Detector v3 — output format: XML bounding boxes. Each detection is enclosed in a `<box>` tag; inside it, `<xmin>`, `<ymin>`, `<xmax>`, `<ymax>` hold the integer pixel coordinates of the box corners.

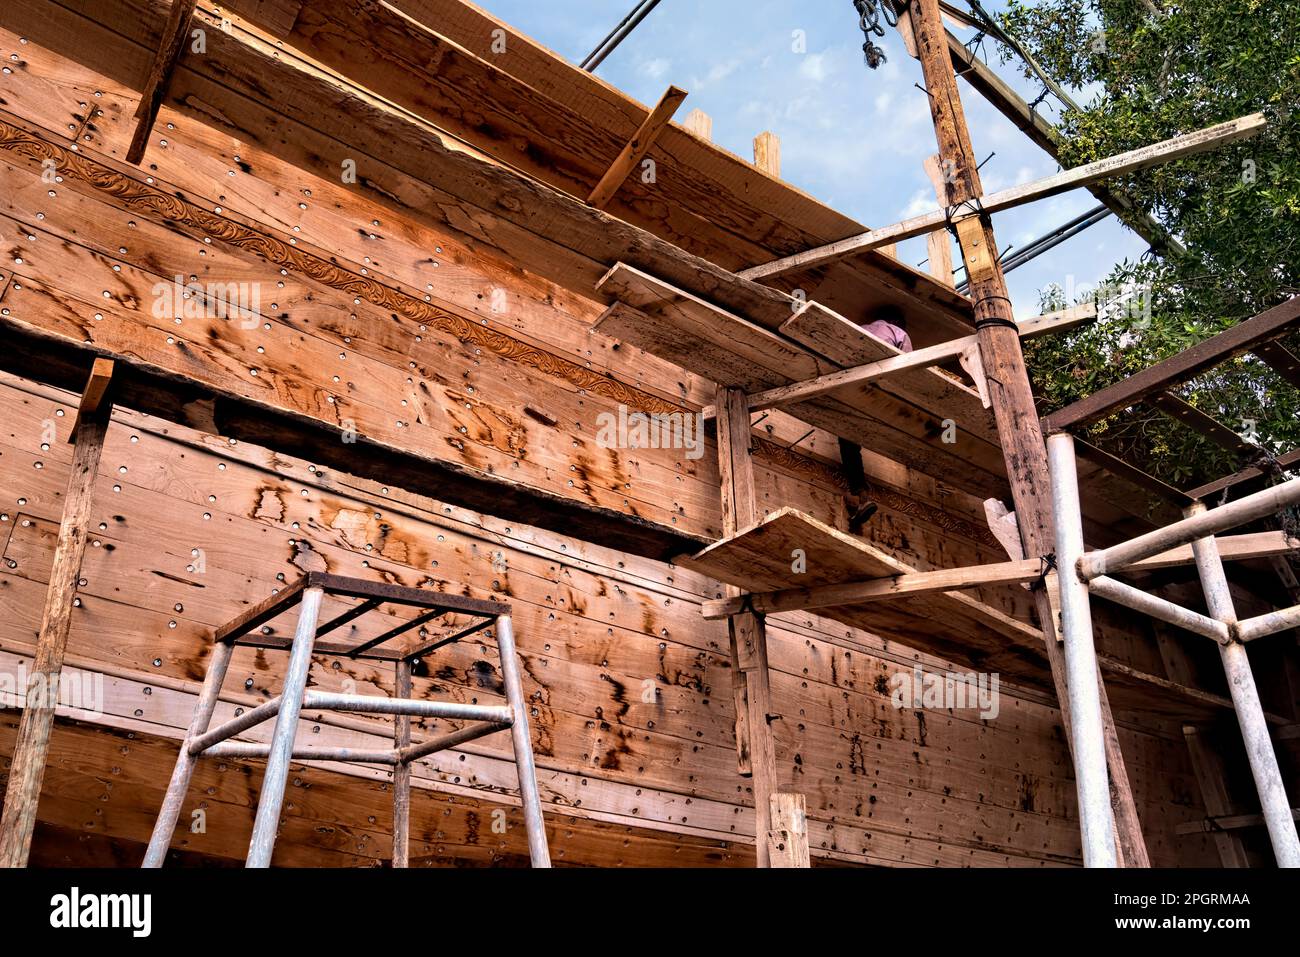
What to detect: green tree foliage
<box><xmin>999</xmin><ymin>0</ymin><xmax>1300</xmax><ymax>491</ymax></box>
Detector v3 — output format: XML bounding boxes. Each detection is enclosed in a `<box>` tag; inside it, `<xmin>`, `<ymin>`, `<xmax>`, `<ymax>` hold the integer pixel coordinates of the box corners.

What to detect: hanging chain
<box><xmin>854</xmin><ymin>0</ymin><xmax>902</xmax><ymax>70</ymax></box>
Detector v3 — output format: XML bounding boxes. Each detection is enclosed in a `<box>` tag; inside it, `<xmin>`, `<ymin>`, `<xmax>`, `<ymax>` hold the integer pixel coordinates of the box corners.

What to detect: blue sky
<box><xmin>474</xmin><ymin>0</ymin><xmax>1148</xmax><ymax>318</ymax></box>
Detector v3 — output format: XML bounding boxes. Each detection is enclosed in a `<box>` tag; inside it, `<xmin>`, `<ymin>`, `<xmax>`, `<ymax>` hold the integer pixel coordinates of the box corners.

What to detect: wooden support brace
<box><xmin>127</xmin><ymin>0</ymin><xmax>198</xmax><ymax>165</ymax></box>
<box><xmin>0</xmin><ymin>359</ymin><xmax>115</xmax><ymax>866</ymax></box>
<box><xmin>739</xmin><ymin>111</ymin><xmax>1266</xmax><ymax>281</ymax></box>
<box><xmin>587</xmin><ymin>85</ymin><xmax>687</xmax><ymax>208</ymax></box>
<box><xmin>904</xmin><ymin>0</ymin><xmax>1151</xmax><ymax>867</ymax></box>
<box><xmin>714</xmin><ymin>386</ymin><xmax>799</xmax><ymax>867</ymax></box>
<box><xmin>923</xmin><ymin>154</ymin><xmax>956</xmax><ymax>286</ymax></box>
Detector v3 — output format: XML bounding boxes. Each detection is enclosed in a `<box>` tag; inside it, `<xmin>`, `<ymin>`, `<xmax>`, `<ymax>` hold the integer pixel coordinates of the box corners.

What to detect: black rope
<box><xmin>1030</xmin><ymin>553</ymin><xmax>1057</xmax><ymax>591</ymax></box>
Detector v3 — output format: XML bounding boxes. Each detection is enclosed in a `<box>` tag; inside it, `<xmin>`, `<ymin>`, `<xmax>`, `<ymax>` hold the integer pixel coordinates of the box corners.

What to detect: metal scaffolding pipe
<box><xmin>1047</xmin><ymin>433</ymin><xmax>1118</xmax><ymax>867</ymax></box>
<box><xmin>142</xmin><ymin>639</ymin><xmax>234</xmax><ymax>867</ymax></box>
<box><xmin>496</xmin><ymin>614</ymin><xmax>552</xmax><ymax>867</ymax></box>
<box><xmin>1088</xmin><ymin>575</ymin><xmax>1231</xmax><ymax>643</ymax></box>
<box><xmin>246</xmin><ymin>585</ymin><xmax>323</xmax><ymax>868</ymax></box>
<box><xmin>398</xmin><ymin>720</ymin><xmax>508</xmax><ymax>764</ymax></box>
<box><xmin>1079</xmin><ymin>477</ymin><xmax>1300</xmax><ymax>580</ymax></box>
<box><xmin>1187</xmin><ymin>505</ymin><xmax>1300</xmax><ymax>867</ymax></box>
<box><xmin>203</xmin><ymin>742</ymin><xmax>400</xmax><ymax>764</ymax></box>
<box><xmin>188</xmin><ymin>695</ymin><xmax>284</xmax><ymax>755</ymax></box>
<box><xmin>301</xmin><ymin>691</ymin><xmax>512</xmax><ymax>725</ymax></box>
<box><xmin>1237</xmin><ymin>603</ymin><xmax>1300</xmax><ymax>642</ymax></box>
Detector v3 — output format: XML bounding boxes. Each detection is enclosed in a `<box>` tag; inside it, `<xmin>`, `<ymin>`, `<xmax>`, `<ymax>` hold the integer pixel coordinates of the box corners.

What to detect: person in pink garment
<box><xmin>840</xmin><ymin>305</ymin><xmax>913</xmax><ymax>533</ymax></box>
<box><xmin>861</xmin><ymin>305</ymin><xmax>913</xmax><ymax>354</ymax></box>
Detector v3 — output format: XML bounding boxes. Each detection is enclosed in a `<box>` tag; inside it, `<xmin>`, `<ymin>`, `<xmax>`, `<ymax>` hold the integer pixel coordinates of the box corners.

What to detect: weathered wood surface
<box><xmin>0</xmin><ymin>376</ymin><xmax>1221</xmax><ymax>866</ymax></box>
<box><xmin>211</xmin><ymin>0</ymin><xmax>976</xmax><ymax>339</ymax></box>
<box><xmin>0</xmin><ymin>7</ymin><xmax>1256</xmax><ymax>868</ymax></box>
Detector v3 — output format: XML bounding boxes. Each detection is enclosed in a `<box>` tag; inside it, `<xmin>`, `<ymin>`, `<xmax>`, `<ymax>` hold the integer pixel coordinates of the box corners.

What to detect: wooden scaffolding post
<box><xmin>905</xmin><ymin>0</ymin><xmax>1150</xmax><ymax>866</ymax></box>
<box><xmin>715</xmin><ymin>386</ymin><xmax>806</xmax><ymax>867</ymax></box>
<box><xmin>0</xmin><ymin>358</ymin><xmax>115</xmax><ymax>867</ymax></box>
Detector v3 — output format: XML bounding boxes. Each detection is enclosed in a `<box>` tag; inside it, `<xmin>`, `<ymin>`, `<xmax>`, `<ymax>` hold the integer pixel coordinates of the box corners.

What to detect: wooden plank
<box><xmin>200</xmin><ymin>0</ymin><xmax>974</xmax><ymax>338</ymax></box>
<box><xmin>679</xmin><ymin>507</ymin><xmax>1054</xmax><ymax>686</ymax></box>
<box><xmin>740</xmin><ymin>112</ymin><xmax>1266</xmax><ymax>281</ymax></box>
<box><xmin>753</xmin><ymin>131</ymin><xmax>781</xmax><ymax>177</ymax></box>
<box><xmin>590</xmin><ymin>266</ymin><xmax>1012</xmax><ymax>498</ymax></box>
<box><xmin>0</xmin><ymin>362</ymin><xmax>113</xmax><ymax>866</ymax></box>
<box><xmin>587</xmin><ymin>85</ymin><xmax>687</xmax><ymax>209</ymax></box>
<box><xmin>1185</xmin><ymin>449</ymin><xmax>1300</xmax><ymax>501</ymax></box>
<box><xmin>126</xmin><ymin>0</ymin><xmax>196</xmax><ymax>164</ymax></box>
<box><xmin>591</xmin><ymin>265</ymin><xmax>828</xmax><ymax>391</ymax></box>
<box><xmin>1045</xmin><ymin>296</ymin><xmax>1300</xmax><ymax>432</ymax></box>
<box><xmin>682</xmin><ymin>108</ymin><xmax>711</xmax><ymax>140</ymax></box>
<box><xmin>699</xmin><ymin>555</ymin><xmax>1043</xmax><ymax>618</ymax></box>
<box><xmin>0</xmin><ymin>311</ymin><xmax>699</xmax><ymax>561</ymax></box>
<box><xmin>768</xmin><ymin>792</ymin><xmax>809</xmax><ymax>868</ymax></box>
<box><xmin>752</xmin><ymin>302</ymin><xmax>1096</xmax><ymax>413</ymax></box>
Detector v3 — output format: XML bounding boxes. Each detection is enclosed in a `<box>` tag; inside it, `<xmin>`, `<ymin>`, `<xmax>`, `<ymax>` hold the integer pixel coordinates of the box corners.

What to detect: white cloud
<box><xmin>798</xmin><ymin>52</ymin><xmax>831</xmax><ymax>83</ymax></box>
<box><xmin>900</xmin><ymin>188</ymin><xmax>936</xmax><ymax>219</ymax></box>
<box><xmin>638</xmin><ymin>57</ymin><xmax>671</xmax><ymax>80</ymax></box>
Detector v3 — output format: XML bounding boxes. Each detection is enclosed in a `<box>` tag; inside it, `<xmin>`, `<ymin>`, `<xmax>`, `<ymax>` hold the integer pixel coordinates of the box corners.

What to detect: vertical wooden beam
<box><xmin>127</xmin><ymin>0</ymin><xmax>198</xmax><ymax>164</ymax></box>
<box><xmin>922</xmin><ymin>154</ymin><xmax>956</xmax><ymax>286</ymax></box>
<box><xmin>753</xmin><ymin>131</ymin><xmax>781</xmax><ymax>177</ymax></box>
<box><xmin>0</xmin><ymin>359</ymin><xmax>115</xmax><ymax>866</ymax></box>
<box><xmin>683</xmin><ymin>109</ymin><xmax>713</xmax><ymax>141</ymax></box>
<box><xmin>906</xmin><ymin>0</ymin><xmax>1149</xmax><ymax>866</ymax></box>
<box><xmin>716</xmin><ymin>387</ymin><xmax>755</xmax><ymax>780</ymax></box>
<box><xmin>716</xmin><ymin>386</ymin><xmax>806</xmax><ymax>866</ymax></box>
<box><xmin>769</xmin><ymin>792</ymin><xmax>809</xmax><ymax>867</ymax></box>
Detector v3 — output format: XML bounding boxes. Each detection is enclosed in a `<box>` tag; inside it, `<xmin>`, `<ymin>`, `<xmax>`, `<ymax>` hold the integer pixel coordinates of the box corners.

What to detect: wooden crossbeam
<box><xmin>1073</xmin><ymin>435</ymin><xmax>1196</xmax><ymax>507</ymax></box>
<box><xmin>700</xmin><ymin>529</ymin><xmax>1295</xmax><ymax>621</ymax></box>
<box><xmin>1253</xmin><ymin>339</ymin><xmax>1300</xmax><ymax>390</ymax></box>
<box><xmin>1174</xmin><ymin>808</ymin><xmax>1300</xmax><ymax>836</ymax></box>
<box><xmin>738</xmin><ymin>112</ymin><xmax>1266</xmax><ymax>282</ymax></box>
<box><xmin>745</xmin><ymin>302</ymin><xmax>1096</xmax><ymax>411</ymax></box>
<box><xmin>1149</xmin><ymin>392</ymin><xmax>1264</xmax><ymax>460</ymax></box>
<box><xmin>1044</xmin><ymin>296</ymin><xmax>1300</xmax><ymax>432</ymax></box>
<box><xmin>700</xmin><ymin>558</ymin><xmax>1043</xmax><ymax>619</ymax></box>
<box><xmin>126</xmin><ymin>0</ymin><xmax>197</xmax><ymax>164</ymax></box>
<box><xmin>1185</xmin><ymin>448</ymin><xmax>1300</xmax><ymax>501</ymax></box>
<box><xmin>587</xmin><ymin>85</ymin><xmax>687</xmax><ymax>209</ymax></box>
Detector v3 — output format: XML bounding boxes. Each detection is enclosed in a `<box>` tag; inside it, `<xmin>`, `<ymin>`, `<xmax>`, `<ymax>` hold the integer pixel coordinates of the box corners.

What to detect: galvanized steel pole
<box><xmin>1047</xmin><ymin>433</ymin><xmax>1118</xmax><ymax>867</ymax></box>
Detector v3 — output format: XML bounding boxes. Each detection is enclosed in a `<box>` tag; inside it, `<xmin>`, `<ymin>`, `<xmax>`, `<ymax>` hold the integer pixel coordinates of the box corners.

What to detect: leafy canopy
<box><xmin>998</xmin><ymin>0</ymin><xmax>1300</xmax><ymax>492</ymax></box>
